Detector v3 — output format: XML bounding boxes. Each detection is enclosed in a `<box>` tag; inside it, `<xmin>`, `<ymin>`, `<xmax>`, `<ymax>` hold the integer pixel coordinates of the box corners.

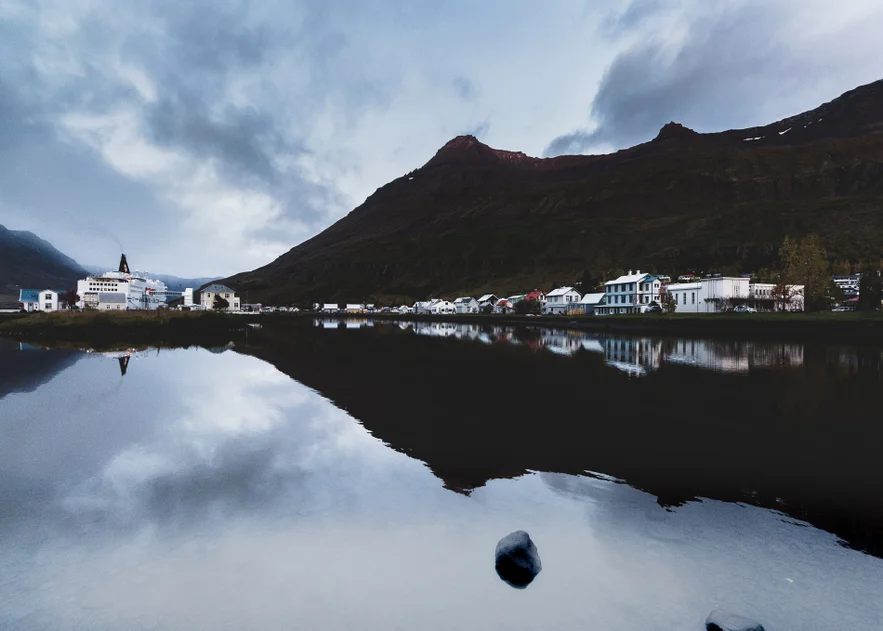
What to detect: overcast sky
<box><xmin>2</xmin><ymin>0</ymin><xmax>882</xmax><ymax>277</ymax></box>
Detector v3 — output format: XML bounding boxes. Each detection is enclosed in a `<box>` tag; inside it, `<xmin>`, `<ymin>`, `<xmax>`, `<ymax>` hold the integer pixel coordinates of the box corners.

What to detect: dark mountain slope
<box><xmin>0</xmin><ymin>225</ymin><xmax>87</xmax><ymax>305</ymax></box>
<box><xmin>224</xmin><ymin>79</ymin><xmax>883</xmax><ymax>303</ymax></box>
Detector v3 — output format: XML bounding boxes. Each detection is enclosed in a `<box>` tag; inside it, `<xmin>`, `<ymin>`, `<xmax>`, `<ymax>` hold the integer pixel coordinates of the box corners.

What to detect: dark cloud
<box><xmin>453</xmin><ymin>76</ymin><xmax>479</xmax><ymax>101</ymax></box>
<box><xmin>599</xmin><ymin>0</ymin><xmax>665</xmax><ymax>35</ymax></box>
<box><xmin>546</xmin><ymin>2</ymin><xmax>882</xmax><ymax>156</ymax></box>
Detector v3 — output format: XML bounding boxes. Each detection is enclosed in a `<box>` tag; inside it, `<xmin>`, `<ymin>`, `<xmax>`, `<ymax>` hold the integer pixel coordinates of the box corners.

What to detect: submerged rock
<box><xmin>706</xmin><ymin>609</ymin><xmax>765</xmax><ymax>631</ymax></box>
<box><xmin>494</xmin><ymin>530</ymin><xmax>542</xmax><ymax>589</ymax></box>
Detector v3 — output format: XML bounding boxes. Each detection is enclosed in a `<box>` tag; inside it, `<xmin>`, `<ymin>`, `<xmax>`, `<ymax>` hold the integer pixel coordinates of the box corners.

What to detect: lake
<box><xmin>2</xmin><ymin>319</ymin><xmax>882</xmax><ymax>631</ymax></box>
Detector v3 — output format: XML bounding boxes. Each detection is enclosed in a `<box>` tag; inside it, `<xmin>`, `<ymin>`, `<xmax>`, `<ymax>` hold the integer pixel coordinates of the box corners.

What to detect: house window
<box><xmin>692</xmin><ymin>293</ymin><xmax>695</xmax><ymax>304</ymax></box>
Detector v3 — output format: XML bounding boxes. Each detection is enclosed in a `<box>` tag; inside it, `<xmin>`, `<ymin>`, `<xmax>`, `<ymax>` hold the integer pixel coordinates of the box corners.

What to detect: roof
<box><xmin>525</xmin><ymin>290</ymin><xmax>545</xmax><ymax>300</ymax></box>
<box><xmin>547</xmin><ymin>286</ymin><xmax>578</xmax><ymax>296</ymax></box>
<box><xmin>453</xmin><ymin>297</ymin><xmax>475</xmax><ymax>303</ymax></box>
<box><xmin>477</xmin><ymin>294</ymin><xmax>497</xmax><ymax>302</ymax></box>
<box><xmin>605</xmin><ymin>272</ymin><xmax>654</xmax><ymax>286</ymax></box>
<box><xmin>202</xmin><ymin>284</ymin><xmax>235</xmax><ymax>294</ymax></box>
<box><xmin>98</xmin><ymin>292</ymin><xmax>127</xmax><ymax>303</ymax></box>
<box><xmin>579</xmin><ymin>292</ymin><xmax>606</xmax><ymax>305</ymax></box>
<box><xmin>19</xmin><ymin>289</ymin><xmax>41</xmax><ymax>302</ymax></box>
<box><xmin>665</xmin><ymin>283</ymin><xmax>698</xmax><ymax>291</ymax></box>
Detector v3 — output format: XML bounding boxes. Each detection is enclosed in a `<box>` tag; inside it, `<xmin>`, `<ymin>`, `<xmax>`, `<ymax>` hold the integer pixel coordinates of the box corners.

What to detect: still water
<box><xmin>1</xmin><ymin>321</ymin><xmax>882</xmax><ymax>630</ymax></box>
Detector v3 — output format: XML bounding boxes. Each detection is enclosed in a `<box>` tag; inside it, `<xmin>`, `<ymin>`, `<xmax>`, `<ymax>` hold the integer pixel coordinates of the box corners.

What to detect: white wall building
<box><xmin>748</xmin><ymin>283</ymin><xmax>805</xmax><ymax>312</ymax></box>
<box><xmin>429</xmin><ymin>300</ymin><xmax>456</xmax><ymax>314</ymax></box>
<box><xmin>596</xmin><ymin>271</ymin><xmax>662</xmax><ymax>315</ymax></box>
<box><xmin>543</xmin><ymin>287</ymin><xmax>582</xmax><ymax>314</ymax></box>
<box><xmin>453</xmin><ymin>297</ymin><xmax>479</xmax><ymax>314</ymax></box>
<box><xmin>97</xmin><ymin>292</ymin><xmax>127</xmax><ymax>310</ymax></box>
<box><xmin>38</xmin><ymin>290</ymin><xmax>60</xmax><ymax>312</ymax></box>
<box><xmin>666</xmin><ymin>276</ymin><xmax>750</xmax><ymax>313</ymax></box>
<box><xmin>200</xmin><ymin>284</ymin><xmax>241</xmax><ymax>311</ymax></box>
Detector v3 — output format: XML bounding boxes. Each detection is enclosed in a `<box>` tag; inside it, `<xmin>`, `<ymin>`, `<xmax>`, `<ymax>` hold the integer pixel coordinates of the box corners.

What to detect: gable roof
<box><xmin>453</xmin><ymin>297</ymin><xmax>475</xmax><ymax>303</ymax></box>
<box><xmin>547</xmin><ymin>286</ymin><xmax>578</xmax><ymax>297</ymax></box>
<box><xmin>605</xmin><ymin>272</ymin><xmax>655</xmax><ymax>286</ymax></box>
<box><xmin>19</xmin><ymin>289</ymin><xmax>41</xmax><ymax>302</ymax></box>
<box><xmin>202</xmin><ymin>284</ymin><xmax>235</xmax><ymax>294</ymax></box>
<box><xmin>579</xmin><ymin>292</ymin><xmax>606</xmax><ymax>305</ymax></box>
<box><xmin>477</xmin><ymin>294</ymin><xmax>497</xmax><ymax>303</ymax></box>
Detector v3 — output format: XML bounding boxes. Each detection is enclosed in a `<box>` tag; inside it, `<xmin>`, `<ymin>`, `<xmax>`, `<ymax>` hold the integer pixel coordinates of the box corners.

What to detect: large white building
<box><xmin>666</xmin><ymin>276</ymin><xmax>750</xmax><ymax>313</ymax></box>
<box><xmin>77</xmin><ymin>254</ymin><xmax>169</xmax><ymax>311</ymax></box>
<box><xmin>596</xmin><ymin>271</ymin><xmax>663</xmax><ymax>315</ymax></box>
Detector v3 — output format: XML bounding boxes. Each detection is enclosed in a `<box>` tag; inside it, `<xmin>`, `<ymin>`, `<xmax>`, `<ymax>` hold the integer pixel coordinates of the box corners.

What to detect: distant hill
<box><xmin>0</xmin><ymin>225</ymin><xmax>88</xmax><ymax>306</ymax></box>
<box><xmin>222</xmin><ymin>79</ymin><xmax>883</xmax><ymax>304</ymax></box>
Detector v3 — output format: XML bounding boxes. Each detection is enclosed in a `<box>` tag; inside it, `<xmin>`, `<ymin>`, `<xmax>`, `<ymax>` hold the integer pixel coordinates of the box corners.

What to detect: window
<box><xmin>692</xmin><ymin>292</ymin><xmax>695</xmax><ymax>304</ymax></box>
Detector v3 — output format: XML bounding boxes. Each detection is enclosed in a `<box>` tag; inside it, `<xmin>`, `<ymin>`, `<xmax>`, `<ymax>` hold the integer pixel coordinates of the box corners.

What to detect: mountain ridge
<box><xmin>0</xmin><ymin>225</ymin><xmax>88</xmax><ymax>306</ymax></box>
<box><xmin>223</xmin><ymin>79</ymin><xmax>883</xmax><ymax>304</ymax></box>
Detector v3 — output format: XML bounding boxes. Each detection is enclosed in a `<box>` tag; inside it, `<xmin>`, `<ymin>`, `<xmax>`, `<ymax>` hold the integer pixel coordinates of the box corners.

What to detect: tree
<box><xmin>780</xmin><ymin>234</ymin><xmax>830</xmax><ymax>311</ymax></box>
<box><xmin>659</xmin><ymin>286</ymin><xmax>677</xmax><ymax>314</ymax></box>
<box><xmin>771</xmin><ymin>280</ymin><xmax>797</xmax><ymax>312</ymax></box>
<box><xmin>60</xmin><ymin>289</ymin><xmax>80</xmax><ymax>310</ymax></box>
<box><xmin>515</xmin><ymin>298</ymin><xmax>541</xmax><ymax>315</ymax></box>
<box><xmin>213</xmin><ymin>294</ymin><xmax>230</xmax><ymax>310</ymax></box>
<box><xmin>858</xmin><ymin>270</ymin><xmax>882</xmax><ymax>311</ymax></box>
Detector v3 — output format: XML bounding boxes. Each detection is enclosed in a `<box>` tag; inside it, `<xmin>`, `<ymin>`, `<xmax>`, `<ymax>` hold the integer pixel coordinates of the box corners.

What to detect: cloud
<box><xmin>546</xmin><ymin>0</ymin><xmax>883</xmax><ymax>156</ymax></box>
<box><xmin>452</xmin><ymin>76</ymin><xmax>479</xmax><ymax>102</ymax></box>
<box><xmin>3</xmin><ymin>0</ymin><xmax>883</xmax><ymax>274</ymax></box>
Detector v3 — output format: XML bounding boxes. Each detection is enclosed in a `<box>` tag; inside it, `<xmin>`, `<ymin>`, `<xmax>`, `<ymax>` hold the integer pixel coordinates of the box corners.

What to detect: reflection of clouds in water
<box><xmin>3</xmin><ymin>349</ymin><xmax>411</xmax><ymax>536</ymax></box>
<box><xmin>538</xmin><ymin>472</ymin><xmax>883</xmax><ymax>631</ymax></box>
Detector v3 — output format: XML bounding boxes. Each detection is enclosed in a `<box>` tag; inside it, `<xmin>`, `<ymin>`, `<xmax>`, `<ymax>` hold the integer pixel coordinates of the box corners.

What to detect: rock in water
<box><xmin>494</xmin><ymin>530</ymin><xmax>542</xmax><ymax>588</ymax></box>
<box><xmin>706</xmin><ymin>609</ymin><xmax>765</xmax><ymax>631</ymax></box>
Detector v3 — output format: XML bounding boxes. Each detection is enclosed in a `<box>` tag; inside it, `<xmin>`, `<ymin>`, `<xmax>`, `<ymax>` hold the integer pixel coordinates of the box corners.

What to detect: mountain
<box><xmin>0</xmin><ymin>225</ymin><xmax>88</xmax><ymax>306</ymax></box>
<box><xmin>224</xmin><ymin>79</ymin><xmax>883</xmax><ymax>304</ymax></box>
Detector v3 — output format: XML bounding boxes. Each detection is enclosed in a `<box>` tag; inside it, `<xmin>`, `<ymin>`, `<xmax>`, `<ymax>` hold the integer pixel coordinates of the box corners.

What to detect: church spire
<box><xmin>119</xmin><ymin>253</ymin><xmax>130</xmax><ymax>274</ymax></box>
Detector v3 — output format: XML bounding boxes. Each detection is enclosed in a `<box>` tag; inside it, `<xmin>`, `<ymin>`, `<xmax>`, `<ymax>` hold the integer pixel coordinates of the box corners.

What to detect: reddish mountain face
<box><xmin>224</xmin><ymin>79</ymin><xmax>883</xmax><ymax>304</ymax></box>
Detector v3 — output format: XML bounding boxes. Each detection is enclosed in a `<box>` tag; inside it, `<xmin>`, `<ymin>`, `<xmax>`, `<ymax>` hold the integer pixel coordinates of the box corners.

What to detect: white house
<box><xmin>414</xmin><ymin>300</ymin><xmax>434</xmax><ymax>314</ymax></box>
<box><xmin>38</xmin><ymin>290</ymin><xmax>61</xmax><ymax>312</ymax></box>
<box><xmin>96</xmin><ymin>292</ymin><xmax>127</xmax><ymax>310</ymax></box>
<box><xmin>429</xmin><ymin>300</ymin><xmax>456</xmax><ymax>314</ymax></box>
<box><xmin>667</xmin><ymin>276</ymin><xmax>750</xmax><ymax>313</ymax></box>
<box><xmin>596</xmin><ymin>271</ymin><xmax>662</xmax><ymax>315</ymax></box>
<box><xmin>477</xmin><ymin>294</ymin><xmax>499</xmax><ymax>311</ymax></box>
<box><xmin>345</xmin><ymin>304</ymin><xmax>365</xmax><ymax>313</ymax></box>
<box><xmin>543</xmin><ymin>286</ymin><xmax>582</xmax><ymax>315</ymax></box>
<box><xmin>201</xmin><ymin>284</ymin><xmax>241</xmax><ymax>311</ymax></box>
<box><xmin>577</xmin><ymin>292</ymin><xmax>607</xmax><ymax>315</ymax></box>
<box><xmin>748</xmin><ymin>283</ymin><xmax>805</xmax><ymax>312</ymax></box>
<box><xmin>322</xmin><ymin>303</ymin><xmax>340</xmax><ymax>313</ymax></box>
<box><xmin>453</xmin><ymin>297</ymin><xmax>479</xmax><ymax>314</ymax></box>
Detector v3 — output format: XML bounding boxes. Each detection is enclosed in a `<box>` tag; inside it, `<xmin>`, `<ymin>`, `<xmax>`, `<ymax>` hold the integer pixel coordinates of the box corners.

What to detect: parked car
<box><xmin>732</xmin><ymin>305</ymin><xmax>756</xmax><ymax>313</ymax></box>
<box><xmin>644</xmin><ymin>304</ymin><xmax>663</xmax><ymax>314</ymax></box>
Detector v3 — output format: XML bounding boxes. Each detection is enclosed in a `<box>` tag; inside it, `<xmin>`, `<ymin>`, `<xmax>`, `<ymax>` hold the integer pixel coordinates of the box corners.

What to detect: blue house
<box><xmin>19</xmin><ymin>289</ymin><xmax>41</xmax><ymax>312</ymax></box>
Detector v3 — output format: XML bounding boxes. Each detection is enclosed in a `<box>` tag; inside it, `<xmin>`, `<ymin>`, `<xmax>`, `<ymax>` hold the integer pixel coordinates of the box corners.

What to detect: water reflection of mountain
<box><xmin>252</xmin><ymin>321</ymin><xmax>883</xmax><ymax>557</ymax></box>
<box><xmin>0</xmin><ymin>340</ymin><xmax>83</xmax><ymax>399</ymax></box>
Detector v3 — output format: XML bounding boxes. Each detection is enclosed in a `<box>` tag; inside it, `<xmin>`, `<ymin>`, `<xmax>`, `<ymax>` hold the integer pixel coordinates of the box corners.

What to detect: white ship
<box><xmin>77</xmin><ymin>254</ymin><xmax>172</xmax><ymax>310</ymax></box>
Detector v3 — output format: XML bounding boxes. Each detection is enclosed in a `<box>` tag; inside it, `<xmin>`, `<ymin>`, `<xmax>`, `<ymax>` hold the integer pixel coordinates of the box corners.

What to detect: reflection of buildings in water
<box><xmin>662</xmin><ymin>339</ymin><xmax>804</xmax><ymax>373</ymax></box>
<box><xmin>602</xmin><ymin>337</ymin><xmax>662</xmax><ymax>377</ymax></box>
<box><xmin>313</xmin><ymin>318</ymin><xmax>375</xmax><ymax>329</ymax></box>
<box><xmin>324</xmin><ymin>318</ymin><xmax>809</xmax><ymax>376</ymax></box>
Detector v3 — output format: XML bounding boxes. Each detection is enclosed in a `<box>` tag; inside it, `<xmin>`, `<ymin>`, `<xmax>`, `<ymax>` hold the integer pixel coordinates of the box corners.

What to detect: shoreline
<box><xmin>4</xmin><ymin>309</ymin><xmax>883</xmax><ymax>346</ymax></box>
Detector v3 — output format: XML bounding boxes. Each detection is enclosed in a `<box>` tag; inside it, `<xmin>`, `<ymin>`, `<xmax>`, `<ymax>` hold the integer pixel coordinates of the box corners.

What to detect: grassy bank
<box><xmin>0</xmin><ymin>310</ymin><xmax>255</xmax><ymax>349</ymax></box>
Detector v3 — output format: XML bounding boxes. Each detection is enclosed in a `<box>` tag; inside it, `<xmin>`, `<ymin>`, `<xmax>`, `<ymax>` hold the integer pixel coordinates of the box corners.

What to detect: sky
<box><xmin>2</xmin><ymin>0</ymin><xmax>882</xmax><ymax>278</ymax></box>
